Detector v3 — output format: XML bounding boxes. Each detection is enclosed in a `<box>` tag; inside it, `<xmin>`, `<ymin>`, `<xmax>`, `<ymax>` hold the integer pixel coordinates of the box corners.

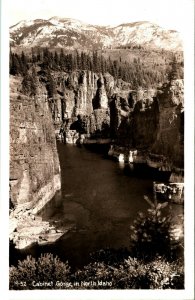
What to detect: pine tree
<box><xmin>31</xmin><ymin>48</ymin><xmax>37</xmax><ymax>63</ymax></box>
<box><xmin>168</xmin><ymin>55</ymin><xmax>179</xmax><ymax>81</ymax></box>
<box><xmin>75</xmin><ymin>51</ymin><xmax>80</xmax><ymax>69</ymax></box>
<box><xmin>22</xmin><ymin>71</ymin><xmax>37</xmax><ymax>96</ymax></box>
<box><xmin>10</xmin><ymin>53</ymin><xmax>21</xmax><ymax>75</ymax></box>
<box><xmin>47</xmin><ymin>72</ymin><xmax>56</xmax><ymax>98</ymax></box>
<box><xmin>59</xmin><ymin>49</ymin><xmax>65</xmax><ymax>69</ymax></box>
<box><xmin>80</xmin><ymin>52</ymin><xmax>85</xmax><ymax>70</ymax></box>
<box><xmin>92</xmin><ymin>51</ymin><xmax>100</xmax><ymax>72</ymax></box>
<box><xmin>86</xmin><ymin>55</ymin><xmax>92</xmax><ymax>71</ymax></box>
<box><xmin>130</xmin><ymin>196</ymin><xmax>183</xmax><ymax>261</ymax></box>
<box><xmin>49</xmin><ymin>52</ymin><xmax>54</xmax><ymax>69</ymax></box>
<box><xmin>20</xmin><ymin>51</ymin><xmax>28</xmax><ymax>75</ymax></box>
<box><xmin>66</xmin><ymin>54</ymin><xmax>73</xmax><ymax>72</ymax></box>
<box><xmin>72</xmin><ymin>54</ymin><xmax>78</xmax><ymax>71</ymax></box>
<box><xmin>36</xmin><ymin>48</ymin><xmax>41</xmax><ymax>62</ymax></box>
<box><xmin>54</xmin><ymin>51</ymin><xmax>59</xmax><ymax>68</ymax></box>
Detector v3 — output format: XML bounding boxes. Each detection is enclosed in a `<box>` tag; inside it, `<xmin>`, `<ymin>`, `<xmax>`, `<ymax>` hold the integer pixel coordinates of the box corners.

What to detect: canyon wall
<box><xmin>47</xmin><ymin>70</ymin><xmax>183</xmax><ymax>175</ymax></box>
<box><xmin>9</xmin><ymin>71</ymin><xmax>184</xmax><ymax>247</ymax></box>
<box><xmin>151</xmin><ymin>80</ymin><xmax>184</xmax><ymax>168</ymax></box>
<box><xmin>10</xmin><ymin>69</ymin><xmax>183</xmax><ymax>195</ymax></box>
<box><xmin>48</xmin><ymin>71</ymin><xmax>113</xmax><ymax>136</ymax></box>
<box><xmin>10</xmin><ymin>75</ymin><xmax>61</xmax><ymax>209</ymax></box>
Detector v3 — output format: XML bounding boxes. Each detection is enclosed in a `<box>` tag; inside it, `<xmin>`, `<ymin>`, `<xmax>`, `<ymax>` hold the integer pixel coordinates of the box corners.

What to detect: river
<box><xmin>10</xmin><ymin>142</ymin><xmax>183</xmax><ymax>269</ymax></box>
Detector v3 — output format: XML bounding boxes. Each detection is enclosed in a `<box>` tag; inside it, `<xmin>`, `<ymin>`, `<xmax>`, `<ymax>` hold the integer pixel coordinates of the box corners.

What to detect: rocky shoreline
<box><xmin>9</xmin><ymin>174</ymin><xmax>65</xmax><ymax>250</ymax></box>
<box><xmin>107</xmin><ymin>144</ymin><xmax>184</xmax><ymax>204</ymax></box>
<box><xmin>9</xmin><ymin>76</ymin><xmax>64</xmax><ymax>250</ymax></box>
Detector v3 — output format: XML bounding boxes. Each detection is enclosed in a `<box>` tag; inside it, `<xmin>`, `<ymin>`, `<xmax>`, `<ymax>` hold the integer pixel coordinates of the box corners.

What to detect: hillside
<box><xmin>10</xmin><ymin>17</ymin><xmax>182</xmax><ymax>51</ymax></box>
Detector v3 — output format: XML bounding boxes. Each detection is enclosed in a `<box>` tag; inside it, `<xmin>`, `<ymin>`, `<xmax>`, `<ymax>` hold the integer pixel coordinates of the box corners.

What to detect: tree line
<box><xmin>9</xmin><ymin>48</ymin><xmax>183</xmax><ymax>89</ymax></box>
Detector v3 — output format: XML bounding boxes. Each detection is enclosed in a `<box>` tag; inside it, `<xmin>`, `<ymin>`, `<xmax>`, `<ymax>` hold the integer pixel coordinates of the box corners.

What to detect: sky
<box><xmin>8</xmin><ymin>0</ymin><xmax>193</xmax><ymax>36</ymax></box>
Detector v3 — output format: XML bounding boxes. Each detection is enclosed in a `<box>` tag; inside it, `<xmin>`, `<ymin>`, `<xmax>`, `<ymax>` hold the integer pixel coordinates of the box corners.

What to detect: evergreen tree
<box><xmin>20</xmin><ymin>51</ymin><xmax>28</xmax><ymax>75</ymax></box>
<box><xmin>49</xmin><ymin>52</ymin><xmax>54</xmax><ymax>69</ymax></box>
<box><xmin>59</xmin><ymin>49</ymin><xmax>65</xmax><ymax>69</ymax></box>
<box><xmin>46</xmin><ymin>72</ymin><xmax>56</xmax><ymax>98</ymax></box>
<box><xmin>72</xmin><ymin>54</ymin><xmax>78</xmax><ymax>71</ymax></box>
<box><xmin>66</xmin><ymin>54</ymin><xmax>73</xmax><ymax>72</ymax></box>
<box><xmin>92</xmin><ymin>51</ymin><xmax>100</xmax><ymax>72</ymax></box>
<box><xmin>31</xmin><ymin>48</ymin><xmax>37</xmax><ymax>64</ymax></box>
<box><xmin>22</xmin><ymin>71</ymin><xmax>37</xmax><ymax>96</ymax></box>
<box><xmin>168</xmin><ymin>55</ymin><xmax>179</xmax><ymax>81</ymax></box>
<box><xmin>54</xmin><ymin>51</ymin><xmax>59</xmax><ymax>68</ymax></box>
<box><xmin>36</xmin><ymin>48</ymin><xmax>41</xmax><ymax>62</ymax></box>
<box><xmin>130</xmin><ymin>196</ymin><xmax>183</xmax><ymax>261</ymax></box>
<box><xmin>86</xmin><ymin>55</ymin><xmax>92</xmax><ymax>71</ymax></box>
<box><xmin>10</xmin><ymin>53</ymin><xmax>21</xmax><ymax>75</ymax></box>
<box><xmin>76</xmin><ymin>50</ymin><xmax>81</xmax><ymax>70</ymax></box>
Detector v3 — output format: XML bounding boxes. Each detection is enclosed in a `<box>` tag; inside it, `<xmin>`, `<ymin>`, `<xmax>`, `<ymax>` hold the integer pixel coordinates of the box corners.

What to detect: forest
<box><xmin>9</xmin><ymin>47</ymin><xmax>183</xmax><ymax>89</ymax></box>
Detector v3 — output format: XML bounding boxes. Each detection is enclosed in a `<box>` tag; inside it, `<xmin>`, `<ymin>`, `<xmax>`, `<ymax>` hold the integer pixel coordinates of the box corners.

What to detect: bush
<box><xmin>144</xmin><ymin>257</ymin><xmax>184</xmax><ymax>289</ymax></box>
<box><xmin>89</xmin><ymin>247</ymin><xmax>130</xmax><ymax>266</ymax></box>
<box><xmin>130</xmin><ymin>196</ymin><xmax>184</xmax><ymax>261</ymax></box>
<box><xmin>72</xmin><ymin>256</ymin><xmax>184</xmax><ymax>289</ymax></box>
<box><xmin>10</xmin><ymin>251</ymin><xmax>184</xmax><ymax>290</ymax></box>
<box><xmin>9</xmin><ymin>253</ymin><xmax>70</xmax><ymax>290</ymax></box>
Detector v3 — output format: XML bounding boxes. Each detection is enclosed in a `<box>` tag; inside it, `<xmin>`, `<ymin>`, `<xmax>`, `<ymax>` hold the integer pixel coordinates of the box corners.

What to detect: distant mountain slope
<box><xmin>10</xmin><ymin>17</ymin><xmax>182</xmax><ymax>51</ymax></box>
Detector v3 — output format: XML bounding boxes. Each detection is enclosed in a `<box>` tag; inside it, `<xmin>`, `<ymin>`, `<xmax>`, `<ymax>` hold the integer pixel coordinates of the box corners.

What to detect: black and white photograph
<box><xmin>0</xmin><ymin>0</ymin><xmax>194</xmax><ymax>299</ymax></box>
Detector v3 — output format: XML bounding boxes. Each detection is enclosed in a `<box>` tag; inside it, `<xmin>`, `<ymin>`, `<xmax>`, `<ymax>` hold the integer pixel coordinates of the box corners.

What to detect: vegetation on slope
<box><xmin>9</xmin><ymin>47</ymin><xmax>183</xmax><ymax>89</ymax></box>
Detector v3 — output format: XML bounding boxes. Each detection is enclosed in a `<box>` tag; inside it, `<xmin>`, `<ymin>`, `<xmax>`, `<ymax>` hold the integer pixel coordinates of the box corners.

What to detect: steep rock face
<box><xmin>50</xmin><ymin>71</ymin><xmax>120</xmax><ymax>136</ymax></box>
<box><xmin>55</xmin><ymin>70</ymin><xmax>110</xmax><ymax>116</ymax></box>
<box><xmin>108</xmin><ymin>80</ymin><xmax>184</xmax><ymax>177</ymax></box>
<box><xmin>128</xmin><ymin>98</ymin><xmax>159</xmax><ymax>148</ymax></box>
<box><xmin>63</xmin><ymin>71</ymin><xmax>94</xmax><ymax>117</ymax></box>
<box><xmin>109</xmin><ymin>87</ymin><xmax>158</xmax><ymax>146</ymax></box>
<box><xmin>92</xmin><ymin>75</ymin><xmax>109</xmax><ymax>109</ymax></box>
<box><xmin>35</xmin><ymin>68</ymin><xmax>184</xmax><ymax>175</ymax></box>
<box><xmin>10</xmin><ymin>76</ymin><xmax>61</xmax><ymax>207</ymax></box>
<box><xmin>151</xmin><ymin>80</ymin><xmax>184</xmax><ymax>168</ymax></box>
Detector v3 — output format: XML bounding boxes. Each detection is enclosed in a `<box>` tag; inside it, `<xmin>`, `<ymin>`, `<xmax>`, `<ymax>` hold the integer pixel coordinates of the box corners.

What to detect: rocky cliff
<box><xmin>44</xmin><ymin>70</ymin><xmax>184</xmax><ymax>180</ymax></box>
<box><xmin>9</xmin><ymin>69</ymin><xmax>184</xmax><ymax>248</ymax></box>
<box><xmin>47</xmin><ymin>71</ymin><xmax>116</xmax><ymax>137</ymax></box>
<box><xmin>10</xmin><ymin>75</ymin><xmax>63</xmax><ymax>248</ymax></box>
<box><xmin>19</xmin><ymin>69</ymin><xmax>183</xmax><ymax>180</ymax></box>
<box><xmin>109</xmin><ymin>79</ymin><xmax>184</xmax><ymax>182</ymax></box>
<box><xmin>10</xmin><ymin>75</ymin><xmax>61</xmax><ymax>208</ymax></box>
<box><xmin>109</xmin><ymin>87</ymin><xmax>158</xmax><ymax>146</ymax></box>
<box><xmin>151</xmin><ymin>80</ymin><xmax>184</xmax><ymax>168</ymax></box>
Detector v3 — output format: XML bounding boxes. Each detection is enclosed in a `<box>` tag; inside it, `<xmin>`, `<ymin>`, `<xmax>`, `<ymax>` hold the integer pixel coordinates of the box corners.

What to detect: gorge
<box><xmin>9</xmin><ymin>66</ymin><xmax>184</xmax><ymax>253</ymax></box>
<box><xmin>9</xmin><ymin>18</ymin><xmax>184</xmax><ymax>268</ymax></box>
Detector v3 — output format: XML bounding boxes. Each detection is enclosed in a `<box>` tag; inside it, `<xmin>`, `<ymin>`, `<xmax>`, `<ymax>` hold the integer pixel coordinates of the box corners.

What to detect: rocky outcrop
<box><xmin>10</xmin><ymin>75</ymin><xmax>62</xmax><ymax>248</ymax></box>
<box><xmin>108</xmin><ymin>80</ymin><xmax>184</xmax><ymax>182</ymax></box>
<box><xmin>10</xmin><ymin>76</ymin><xmax>61</xmax><ymax>206</ymax></box>
<box><xmin>65</xmin><ymin>129</ymin><xmax>79</xmax><ymax>144</ymax></box>
<box><xmin>48</xmin><ymin>70</ymin><xmax>183</xmax><ymax>179</ymax></box>
<box><xmin>9</xmin><ymin>202</ymin><xmax>65</xmax><ymax>249</ymax></box>
<box><xmin>153</xmin><ymin>182</ymin><xmax>184</xmax><ymax>204</ymax></box>
<box><xmin>151</xmin><ymin>80</ymin><xmax>184</xmax><ymax>169</ymax></box>
<box><xmin>49</xmin><ymin>70</ymin><xmax>129</xmax><ymax>138</ymax></box>
<box><xmin>51</xmin><ymin>71</ymin><xmax>109</xmax><ymax>121</ymax></box>
<box><xmin>38</xmin><ymin>69</ymin><xmax>184</xmax><ymax>180</ymax></box>
<box><xmin>109</xmin><ymin>87</ymin><xmax>157</xmax><ymax>142</ymax></box>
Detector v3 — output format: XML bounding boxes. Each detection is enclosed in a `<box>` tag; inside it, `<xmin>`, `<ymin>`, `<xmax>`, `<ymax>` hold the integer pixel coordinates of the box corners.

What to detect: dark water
<box><xmin>10</xmin><ymin>143</ymin><xmax>183</xmax><ymax>269</ymax></box>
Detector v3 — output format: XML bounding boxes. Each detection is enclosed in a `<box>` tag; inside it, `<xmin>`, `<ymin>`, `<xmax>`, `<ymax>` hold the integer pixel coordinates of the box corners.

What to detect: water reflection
<box><xmin>118</xmin><ymin>161</ymin><xmax>125</xmax><ymax>170</ymax></box>
<box><xmin>128</xmin><ymin>163</ymin><xmax>134</xmax><ymax>171</ymax></box>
